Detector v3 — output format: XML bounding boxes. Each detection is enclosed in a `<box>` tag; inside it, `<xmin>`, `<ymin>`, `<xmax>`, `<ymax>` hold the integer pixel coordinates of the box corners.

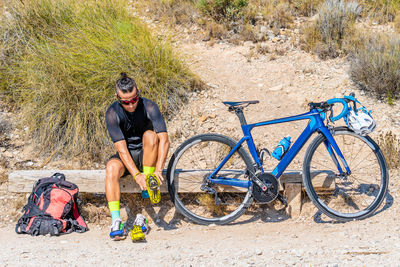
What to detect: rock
<box><xmin>260</xmin><ymin>26</ymin><xmax>268</xmax><ymax>34</ymax></box>
<box><xmin>272</xmin><ymin>37</ymin><xmax>281</xmax><ymax>43</ymax></box>
<box><xmin>269</xmin><ymin>84</ymin><xmax>283</xmax><ymax>91</ymax></box>
<box><xmin>256</xmin><ymin>249</ymin><xmax>263</xmax><ymax>255</ymax></box>
<box><xmin>244</xmin><ymin>41</ymin><xmax>254</xmax><ymax>48</ymax></box>
<box><xmin>207</xmin><ymin>83</ymin><xmax>219</xmax><ymax>89</ymax></box>
<box><xmin>26</xmin><ymin>161</ymin><xmax>34</xmax><ymax>167</ymax></box>
<box><xmin>199</xmin><ymin>116</ymin><xmax>208</xmax><ymax>123</ymax></box>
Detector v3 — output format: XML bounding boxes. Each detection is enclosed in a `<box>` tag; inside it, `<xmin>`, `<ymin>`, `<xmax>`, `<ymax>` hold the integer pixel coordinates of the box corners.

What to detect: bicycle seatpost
<box><xmin>234</xmin><ymin>108</ymin><xmax>248</xmax><ymax>125</ymax></box>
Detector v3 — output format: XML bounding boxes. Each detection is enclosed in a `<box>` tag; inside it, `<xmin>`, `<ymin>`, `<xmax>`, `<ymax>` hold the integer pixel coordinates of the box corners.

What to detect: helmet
<box><xmin>345</xmin><ymin>109</ymin><xmax>376</xmax><ymax>136</ymax></box>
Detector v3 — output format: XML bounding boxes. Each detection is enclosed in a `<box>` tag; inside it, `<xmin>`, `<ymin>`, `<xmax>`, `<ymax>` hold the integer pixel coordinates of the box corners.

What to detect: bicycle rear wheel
<box><xmin>303</xmin><ymin>127</ymin><xmax>388</xmax><ymax>221</ymax></box>
<box><xmin>167</xmin><ymin>134</ymin><xmax>254</xmax><ymax>225</ymax></box>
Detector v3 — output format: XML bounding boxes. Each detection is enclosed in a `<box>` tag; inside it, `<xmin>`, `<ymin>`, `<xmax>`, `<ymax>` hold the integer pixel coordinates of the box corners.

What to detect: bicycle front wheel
<box><xmin>303</xmin><ymin>127</ymin><xmax>388</xmax><ymax>221</ymax></box>
<box><xmin>167</xmin><ymin>134</ymin><xmax>254</xmax><ymax>225</ymax></box>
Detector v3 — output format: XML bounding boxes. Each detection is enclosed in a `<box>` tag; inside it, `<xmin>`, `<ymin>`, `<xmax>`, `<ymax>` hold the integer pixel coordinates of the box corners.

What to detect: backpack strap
<box><xmin>71</xmin><ymin>201</ymin><xmax>88</xmax><ymax>231</ymax></box>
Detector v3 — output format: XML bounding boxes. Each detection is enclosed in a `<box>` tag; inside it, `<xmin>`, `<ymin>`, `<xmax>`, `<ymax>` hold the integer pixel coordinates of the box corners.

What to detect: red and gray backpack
<box><xmin>15</xmin><ymin>173</ymin><xmax>88</xmax><ymax>236</ymax></box>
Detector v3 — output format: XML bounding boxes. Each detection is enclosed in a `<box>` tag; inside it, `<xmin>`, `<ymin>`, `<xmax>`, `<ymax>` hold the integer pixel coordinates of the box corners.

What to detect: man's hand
<box><xmin>135</xmin><ymin>173</ymin><xmax>147</xmax><ymax>190</ymax></box>
<box><xmin>154</xmin><ymin>169</ymin><xmax>164</xmax><ymax>185</ymax></box>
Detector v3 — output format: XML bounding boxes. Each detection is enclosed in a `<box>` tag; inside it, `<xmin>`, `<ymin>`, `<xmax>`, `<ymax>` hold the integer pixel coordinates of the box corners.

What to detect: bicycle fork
<box><xmin>320</xmin><ymin>127</ymin><xmax>351</xmax><ymax>176</ymax></box>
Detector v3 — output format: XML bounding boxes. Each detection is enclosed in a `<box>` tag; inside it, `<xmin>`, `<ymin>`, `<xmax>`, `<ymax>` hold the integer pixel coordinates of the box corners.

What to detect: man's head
<box><xmin>115</xmin><ymin>73</ymin><xmax>139</xmax><ymax>112</ymax></box>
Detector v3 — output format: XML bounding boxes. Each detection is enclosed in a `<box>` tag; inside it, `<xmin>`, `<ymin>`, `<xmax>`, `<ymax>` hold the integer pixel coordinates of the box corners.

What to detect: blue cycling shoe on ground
<box><xmin>109</xmin><ymin>219</ymin><xmax>126</xmax><ymax>241</ymax></box>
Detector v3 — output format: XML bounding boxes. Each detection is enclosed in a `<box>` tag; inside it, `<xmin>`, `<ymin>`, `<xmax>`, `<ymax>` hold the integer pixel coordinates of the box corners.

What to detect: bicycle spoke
<box><xmin>170</xmin><ymin>134</ymin><xmax>252</xmax><ymax>224</ymax></box>
<box><xmin>305</xmin><ymin>129</ymin><xmax>387</xmax><ymax>221</ymax></box>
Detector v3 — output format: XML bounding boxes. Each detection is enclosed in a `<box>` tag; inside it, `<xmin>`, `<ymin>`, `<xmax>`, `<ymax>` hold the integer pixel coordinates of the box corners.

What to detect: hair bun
<box><xmin>120</xmin><ymin>72</ymin><xmax>128</xmax><ymax>79</ymax></box>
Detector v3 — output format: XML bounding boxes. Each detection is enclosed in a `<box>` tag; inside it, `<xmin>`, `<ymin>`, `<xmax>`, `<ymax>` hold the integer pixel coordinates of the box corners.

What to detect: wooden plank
<box><xmin>285</xmin><ymin>183</ymin><xmax>302</xmax><ymax>218</ymax></box>
<box><xmin>8</xmin><ymin>169</ymin><xmax>335</xmax><ymax>193</ymax></box>
<box><xmin>7</xmin><ymin>170</ymin><xmax>150</xmax><ymax>193</ymax></box>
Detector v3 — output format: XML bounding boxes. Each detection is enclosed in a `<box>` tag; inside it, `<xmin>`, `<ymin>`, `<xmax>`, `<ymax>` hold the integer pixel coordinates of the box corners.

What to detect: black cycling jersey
<box><xmin>105</xmin><ymin>97</ymin><xmax>167</xmax><ymax>150</ymax></box>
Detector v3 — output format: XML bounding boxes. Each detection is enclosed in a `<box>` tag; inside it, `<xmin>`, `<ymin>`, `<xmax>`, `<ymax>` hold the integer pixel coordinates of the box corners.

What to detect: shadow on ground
<box><xmin>312</xmin><ymin>191</ymin><xmax>394</xmax><ymax>224</ymax></box>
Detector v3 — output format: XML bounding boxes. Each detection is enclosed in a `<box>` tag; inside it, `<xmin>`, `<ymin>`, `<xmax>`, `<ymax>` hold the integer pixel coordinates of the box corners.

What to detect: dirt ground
<box><xmin>1</xmin><ymin>24</ymin><xmax>400</xmax><ymax>266</ymax></box>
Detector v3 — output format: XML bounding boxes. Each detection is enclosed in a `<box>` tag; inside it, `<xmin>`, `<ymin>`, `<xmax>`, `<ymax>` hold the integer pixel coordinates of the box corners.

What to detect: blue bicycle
<box><xmin>167</xmin><ymin>94</ymin><xmax>388</xmax><ymax>225</ymax></box>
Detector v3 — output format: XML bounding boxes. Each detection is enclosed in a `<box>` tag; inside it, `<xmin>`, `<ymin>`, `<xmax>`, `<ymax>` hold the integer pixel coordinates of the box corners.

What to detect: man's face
<box><xmin>116</xmin><ymin>87</ymin><xmax>139</xmax><ymax>113</ymax></box>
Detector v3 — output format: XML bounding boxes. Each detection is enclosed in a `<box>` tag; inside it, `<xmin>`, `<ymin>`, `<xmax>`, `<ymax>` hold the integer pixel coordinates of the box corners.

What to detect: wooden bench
<box><xmin>8</xmin><ymin>170</ymin><xmax>335</xmax><ymax>218</ymax></box>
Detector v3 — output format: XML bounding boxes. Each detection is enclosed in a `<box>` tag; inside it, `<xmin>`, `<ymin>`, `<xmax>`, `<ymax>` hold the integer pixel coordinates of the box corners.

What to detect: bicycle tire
<box><xmin>167</xmin><ymin>133</ymin><xmax>254</xmax><ymax>225</ymax></box>
<box><xmin>303</xmin><ymin>127</ymin><xmax>388</xmax><ymax>221</ymax></box>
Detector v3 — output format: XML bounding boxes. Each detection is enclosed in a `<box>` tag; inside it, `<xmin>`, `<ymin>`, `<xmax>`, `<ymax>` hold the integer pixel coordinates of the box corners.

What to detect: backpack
<box><xmin>15</xmin><ymin>173</ymin><xmax>88</xmax><ymax>236</ymax></box>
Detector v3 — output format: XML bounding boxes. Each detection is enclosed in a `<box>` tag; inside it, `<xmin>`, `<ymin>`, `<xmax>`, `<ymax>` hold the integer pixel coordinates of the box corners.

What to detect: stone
<box><xmin>269</xmin><ymin>84</ymin><xmax>283</xmax><ymax>91</ymax></box>
<box><xmin>260</xmin><ymin>26</ymin><xmax>268</xmax><ymax>34</ymax></box>
<box><xmin>199</xmin><ymin>116</ymin><xmax>208</xmax><ymax>123</ymax></box>
<box><xmin>272</xmin><ymin>37</ymin><xmax>281</xmax><ymax>43</ymax></box>
<box><xmin>26</xmin><ymin>161</ymin><xmax>34</xmax><ymax>167</ymax></box>
<box><xmin>244</xmin><ymin>41</ymin><xmax>254</xmax><ymax>48</ymax></box>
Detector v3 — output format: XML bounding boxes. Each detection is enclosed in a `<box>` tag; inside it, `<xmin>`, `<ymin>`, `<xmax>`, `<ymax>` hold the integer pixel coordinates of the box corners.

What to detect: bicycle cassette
<box><xmin>252</xmin><ymin>173</ymin><xmax>279</xmax><ymax>203</ymax></box>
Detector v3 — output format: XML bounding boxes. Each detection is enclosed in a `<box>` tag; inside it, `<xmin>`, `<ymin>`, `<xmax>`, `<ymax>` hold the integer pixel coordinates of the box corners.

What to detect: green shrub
<box><xmin>0</xmin><ymin>0</ymin><xmax>201</xmax><ymax>161</ymax></box>
<box><xmin>349</xmin><ymin>32</ymin><xmax>400</xmax><ymax>101</ymax></box>
<box><xmin>197</xmin><ymin>0</ymin><xmax>249</xmax><ymax>22</ymax></box>
<box><xmin>302</xmin><ymin>0</ymin><xmax>361</xmax><ymax>59</ymax></box>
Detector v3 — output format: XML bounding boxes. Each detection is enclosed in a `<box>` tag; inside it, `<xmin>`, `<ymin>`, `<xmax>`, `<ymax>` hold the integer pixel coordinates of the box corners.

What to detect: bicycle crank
<box><xmin>252</xmin><ymin>173</ymin><xmax>279</xmax><ymax>203</ymax></box>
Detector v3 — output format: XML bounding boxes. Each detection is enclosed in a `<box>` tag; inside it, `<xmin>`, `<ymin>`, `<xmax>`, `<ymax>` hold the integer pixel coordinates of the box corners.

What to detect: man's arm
<box><xmin>114</xmin><ymin>140</ymin><xmax>147</xmax><ymax>190</ymax></box>
<box><xmin>154</xmin><ymin>132</ymin><xmax>170</xmax><ymax>184</ymax></box>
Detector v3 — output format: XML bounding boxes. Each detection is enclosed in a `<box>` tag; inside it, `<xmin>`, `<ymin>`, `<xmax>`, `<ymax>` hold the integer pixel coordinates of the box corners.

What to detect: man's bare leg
<box><xmin>105</xmin><ymin>159</ymin><xmax>126</xmax><ymax>240</ymax></box>
<box><xmin>141</xmin><ymin>130</ymin><xmax>161</xmax><ymax>203</ymax></box>
<box><xmin>105</xmin><ymin>159</ymin><xmax>125</xmax><ymax>202</ymax></box>
<box><xmin>142</xmin><ymin>130</ymin><xmax>159</xmax><ymax>168</ymax></box>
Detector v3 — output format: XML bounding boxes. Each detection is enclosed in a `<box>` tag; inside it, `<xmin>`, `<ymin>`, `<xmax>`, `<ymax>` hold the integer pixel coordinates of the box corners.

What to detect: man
<box><xmin>105</xmin><ymin>73</ymin><xmax>170</xmax><ymax>240</ymax></box>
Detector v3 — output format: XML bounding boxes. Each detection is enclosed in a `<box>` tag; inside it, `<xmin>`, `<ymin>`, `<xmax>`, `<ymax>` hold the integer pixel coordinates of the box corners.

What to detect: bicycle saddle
<box><xmin>222</xmin><ymin>100</ymin><xmax>259</xmax><ymax>107</ymax></box>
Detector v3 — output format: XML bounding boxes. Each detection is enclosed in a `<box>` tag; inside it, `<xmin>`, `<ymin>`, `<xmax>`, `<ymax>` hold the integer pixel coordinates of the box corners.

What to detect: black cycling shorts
<box><xmin>108</xmin><ymin>149</ymin><xmax>143</xmax><ymax>175</ymax></box>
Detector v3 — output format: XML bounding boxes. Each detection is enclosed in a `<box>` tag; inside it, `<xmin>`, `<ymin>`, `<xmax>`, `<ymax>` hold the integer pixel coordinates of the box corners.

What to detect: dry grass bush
<box><xmin>291</xmin><ymin>0</ymin><xmax>324</xmax><ymax>16</ymax></box>
<box><xmin>262</xmin><ymin>0</ymin><xmax>294</xmax><ymax>33</ymax></box>
<box><xmin>394</xmin><ymin>11</ymin><xmax>400</xmax><ymax>32</ymax></box>
<box><xmin>0</xmin><ymin>0</ymin><xmax>202</xmax><ymax>162</ymax></box>
<box><xmin>79</xmin><ymin>193</ymin><xmax>110</xmax><ymax>224</ymax></box>
<box><xmin>302</xmin><ymin>0</ymin><xmax>361</xmax><ymax>59</ymax></box>
<box><xmin>362</xmin><ymin>0</ymin><xmax>400</xmax><ymax>23</ymax></box>
<box><xmin>135</xmin><ymin>0</ymin><xmax>201</xmax><ymax>26</ymax></box>
<box><xmin>348</xmin><ymin>31</ymin><xmax>400</xmax><ymax>100</ymax></box>
<box><xmin>377</xmin><ymin>131</ymin><xmax>400</xmax><ymax>170</ymax></box>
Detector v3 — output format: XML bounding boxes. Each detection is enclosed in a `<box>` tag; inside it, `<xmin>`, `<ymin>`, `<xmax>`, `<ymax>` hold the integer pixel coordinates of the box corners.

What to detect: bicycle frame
<box><xmin>208</xmin><ymin>109</ymin><xmax>351</xmax><ymax>188</ymax></box>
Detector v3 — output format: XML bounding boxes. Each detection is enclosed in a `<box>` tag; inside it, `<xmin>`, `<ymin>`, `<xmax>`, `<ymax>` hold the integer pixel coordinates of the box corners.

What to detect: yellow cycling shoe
<box><xmin>130</xmin><ymin>225</ymin><xmax>145</xmax><ymax>242</ymax></box>
<box><xmin>146</xmin><ymin>174</ymin><xmax>161</xmax><ymax>204</ymax></box>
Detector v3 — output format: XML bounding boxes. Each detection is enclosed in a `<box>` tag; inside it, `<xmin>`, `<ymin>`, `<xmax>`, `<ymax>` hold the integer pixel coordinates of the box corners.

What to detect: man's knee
<box><xmin>143</xmin><ymin>130</ymin><xmax>159</xmax><ymax>148</ymax></box>
<box><xmin>106</xmin><ymin>159</ymin><xmax>125</xmax><ymax>180</ymax></box>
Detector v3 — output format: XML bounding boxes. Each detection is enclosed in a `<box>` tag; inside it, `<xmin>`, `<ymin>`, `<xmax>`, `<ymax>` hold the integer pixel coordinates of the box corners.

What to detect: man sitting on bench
<box><xmin>105</xmin><ymin>73</ymin><xmax>170</xmax><ymax>240</ymax></box>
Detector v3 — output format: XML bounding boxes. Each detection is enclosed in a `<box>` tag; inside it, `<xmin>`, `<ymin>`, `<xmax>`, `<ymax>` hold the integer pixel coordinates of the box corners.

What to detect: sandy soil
<box><xmin>1</xmin><ymin>31</ymin><xmax>400</xmax><ymax>266</ymax></box>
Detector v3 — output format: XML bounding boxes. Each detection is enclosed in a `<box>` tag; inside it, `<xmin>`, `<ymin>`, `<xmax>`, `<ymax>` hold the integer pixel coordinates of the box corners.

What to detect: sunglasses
<box><xmin>118</xmin><ymin>94</ymin><xmax>139</xmax><ymax>105</ymax></box>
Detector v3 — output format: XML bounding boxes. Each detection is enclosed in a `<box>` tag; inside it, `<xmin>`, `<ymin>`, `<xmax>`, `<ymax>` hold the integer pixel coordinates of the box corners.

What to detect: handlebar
<box><xmin>308</xmin><ymin>93</ymin><xmax>357</xmax><ymax>122</ymax></box>
<box><xmin>326</xmin><ymin>98</ymin><xmax>349</xmax><ymax>122</ymax></box>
